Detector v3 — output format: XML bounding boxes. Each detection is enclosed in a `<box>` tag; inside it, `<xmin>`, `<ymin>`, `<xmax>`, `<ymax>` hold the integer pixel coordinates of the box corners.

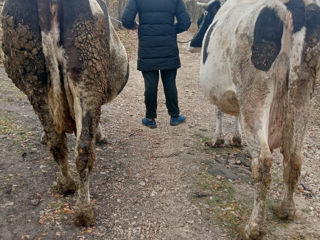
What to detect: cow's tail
<box><xmin>37</xmin><ymin>0</ymin><xmax>73</xmax><ymax>134</ymax></box>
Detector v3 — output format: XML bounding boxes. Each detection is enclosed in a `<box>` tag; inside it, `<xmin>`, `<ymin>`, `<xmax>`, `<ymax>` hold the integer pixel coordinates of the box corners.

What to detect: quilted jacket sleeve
<box><xmin>121</xmin><ymin>0</ymin><xmax>138</xmax><ymax>30</ymax></box>
<box><xmin>175</xmin><ymin>0</ymin><xmax>191</xmax><ymax>34</ymax></box>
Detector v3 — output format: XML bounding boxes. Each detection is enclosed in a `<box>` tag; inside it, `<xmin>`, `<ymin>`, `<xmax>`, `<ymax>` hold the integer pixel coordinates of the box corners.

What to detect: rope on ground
<box><xmin>110</xmin><ymin>16</ymin><xmax>123</xmax><ymax>24</ymax></box>
<box><xmin>177</xmin><ymin>39</ymin><xmax>192</xmax><ymax>44</ymax></box>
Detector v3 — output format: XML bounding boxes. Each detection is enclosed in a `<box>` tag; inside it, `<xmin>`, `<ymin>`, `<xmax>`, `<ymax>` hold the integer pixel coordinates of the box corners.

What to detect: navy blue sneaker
<box><xmin>142</xmin><ymin>118</ymin><xmax>157</xmax><ymax>128</ymax></box>
<box><xmin>170</xmin><ymin>115</ymin><xmax>186</xmax><ymax>126</ymax></box>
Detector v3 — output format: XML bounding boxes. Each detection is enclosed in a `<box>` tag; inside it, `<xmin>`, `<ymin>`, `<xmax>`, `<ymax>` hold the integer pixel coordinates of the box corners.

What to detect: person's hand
<box><xmin>133</xmin><ymin>23</ymin><xmax>139</xmax><ymax>30</ymax></box>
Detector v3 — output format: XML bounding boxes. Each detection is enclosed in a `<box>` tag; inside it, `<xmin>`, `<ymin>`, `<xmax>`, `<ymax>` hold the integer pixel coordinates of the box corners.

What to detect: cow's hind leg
<box><xmin>27</xmin><ymin>100</ymin><xmax>76</xmax><ymax>194</ymax></box>
<box><xmin>212</xmin><ymin>108</ymin><xmax>225</xmax><ymax>147</ymax></box>
<box><xmin>35</xmin><ymin>104</ymin><xmax>76</xmax><ymax>193</ymax></box>
<box><xmin>273</xmin><ymin>147</ymin><xmax>301</xmax><ymax>220</ymax></box>
<box><xmin>273</xmin><ymin>70</ymin><xmax>310</xmax><ymax>221</ymax></box>
<box><xmin>95</xmin><ymin>123</ymin><xmax>108</xmax><ymax>144</ymax></box>
<box><xmin>40</xmin><ymin>130</ymin><xmax>49</xmax><ymax>145</ymax></box>
<box><xmin>73</xmin><ymin>104</ymin><xmax>99</xmax><ymax>226</ymax></box>
<box><xmin>239</xmin><ymin>11</ymin><xmax>294</xmax><ymax>239</ymax></box>
<box><xmin>213</xmin><ymin>108</ymin><xmax>242</xmax><ymax>147</ymax></box>
<box><xmin>273</xmin><ymin>78</ymin><xmax>310</xmax><ymax>221</ymax></box>
<box><xmin>48</xmin><ymin>129</ymin><xmax>77</xmax><ymax>194</ymax></box>
<box><xmin>231</xmin><ymin>117</ymin><xmax>242</xmax><ymax>147</ymax></box>
<box><xmin>273</xmin><ymin>74</ymin><xmax>309</xmax><ymax>220</ymax></box>
<box><xmin>238</xmin><ymin>132</ymin><xmax>272</xmax><ymax>240</ymax></box>
<box><xmin>238</xmin><ymin>96</ymin><xmax>273</xmax><ymax>239</ymax></box>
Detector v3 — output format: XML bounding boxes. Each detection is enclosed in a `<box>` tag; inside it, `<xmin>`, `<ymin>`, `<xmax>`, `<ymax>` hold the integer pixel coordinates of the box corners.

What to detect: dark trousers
<box><xmin>142</xmin><ymin>69</ymin><xmax>180</xmax><ymax>119</ymax></box>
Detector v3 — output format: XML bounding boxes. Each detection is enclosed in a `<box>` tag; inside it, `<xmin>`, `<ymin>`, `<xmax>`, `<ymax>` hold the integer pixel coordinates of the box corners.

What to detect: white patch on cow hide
<box><xmin>66</xmin><ymin>77</ymin><xmax>83</xmax><ymax>161</ymax></box>
<box><xmin>68</xmin><ymin>78</ymin><xmax>82</xmax><ymax>139</ymax></box>
<box><xmin>289</xmin><ymin>28</ymin><xmax>306</xmax><ymax>85</ymax></box>
<box><xmin>89</xmin><ymin>0</ymin><xmax>104</xmax><ymax>16</ymax></box>
<box><xmin>41</xmin><ymin>17</ymin><xmax>69</xmax><ymax>133</ymax></box>
<box><xmin>109</xmin><ymin>18</ymin><xmax>127</xmax><ymax>66</ymax></box>
<box><xmin>199</xmin><ymin>12</ymin><xmax>235</xmax><ymax>104</ymax></box>
<box><xmin>261</xmin><ymin>85</ymin><xmax>274</xmax><ymax>141</ymax></box>
<box><xmin>106</xmin><ymin>18</ymin><xmax>129</xmax><ymax>102</ymax></box>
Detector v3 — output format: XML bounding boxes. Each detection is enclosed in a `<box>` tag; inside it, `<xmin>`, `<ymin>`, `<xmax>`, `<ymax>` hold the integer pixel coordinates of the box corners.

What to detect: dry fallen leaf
<box><xmin>21</xmin><ymin>235</ymin><xmax>30</xmax><ymax>240</ymax></box>
<box><xmin>63</xmin><ymin>207</ymin><xmax>74</xmax><ymax>214</ymax></box>
<box><xmin>54</xmin><ymin>210</ymin><xmax>61</xmax><ymax>214</ymax></box>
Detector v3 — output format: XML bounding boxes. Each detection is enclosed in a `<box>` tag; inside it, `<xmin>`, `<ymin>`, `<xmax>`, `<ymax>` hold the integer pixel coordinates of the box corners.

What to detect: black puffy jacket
<box><xmin>122</xmin><ymin>0</ymin><xmax>191</xmax><ymax>71</ymax></box>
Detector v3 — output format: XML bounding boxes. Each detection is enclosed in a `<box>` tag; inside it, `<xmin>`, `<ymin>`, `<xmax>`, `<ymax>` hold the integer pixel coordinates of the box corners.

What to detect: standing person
<box><xmin>122</xmin><ymin>0</ymin><xmax>191</xmax><ymax>128</ymax></box>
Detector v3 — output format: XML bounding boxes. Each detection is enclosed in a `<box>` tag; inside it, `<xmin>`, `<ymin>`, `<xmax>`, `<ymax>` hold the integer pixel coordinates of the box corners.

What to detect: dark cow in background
<box><xmin>189</xmin><ymin>0</ymin><xmax>226</xmax><ymax>49</ymax></box>
<box><xmin>190</xmin><ymin>0</ymin><xmax>320</xmax><ymax>239</ymax></box>
<box><xmin>190</xmin><ymin>0</ymin><xmax>242</xmax><ymax>147</ymax></box>
<box><xmin>2</xmin><ymin>0</ymin><xmax>129</xmax><ymax>226</ymax></box>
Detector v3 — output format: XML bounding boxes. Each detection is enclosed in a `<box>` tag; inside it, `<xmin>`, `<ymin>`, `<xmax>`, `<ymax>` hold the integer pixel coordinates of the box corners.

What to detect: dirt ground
<box><xmin>0</xmin><ymin>29</ymin><xmax>319</xmax><ymax>240</ymax></box>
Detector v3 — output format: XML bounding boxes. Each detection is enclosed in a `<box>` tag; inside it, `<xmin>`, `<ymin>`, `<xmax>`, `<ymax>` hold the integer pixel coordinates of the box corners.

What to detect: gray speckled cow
<box><xmin>190</xmin><ymin>0</ymin><xmax>320</xmax><ymax>239</ymax></box>
<box><xmin>2</xmin><ymin>0</ymin><xmax>129</xmax><ymax>226</ymax></box>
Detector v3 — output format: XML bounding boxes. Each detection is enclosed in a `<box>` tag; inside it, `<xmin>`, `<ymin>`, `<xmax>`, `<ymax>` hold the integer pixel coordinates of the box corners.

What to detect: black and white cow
<box><xmin>190</xmin><ymin>0</ymin><xmax>242</xmax><ymax>147</ymax></box>
<box><xmin>2</xmin><ymin>0</ymin><xmax>129</xmax><ymax>226</ymax></box>
<box><xmin>190</xmin><ymin>0</ymin><xmax>320</xmax><ymax>239</ymax></box>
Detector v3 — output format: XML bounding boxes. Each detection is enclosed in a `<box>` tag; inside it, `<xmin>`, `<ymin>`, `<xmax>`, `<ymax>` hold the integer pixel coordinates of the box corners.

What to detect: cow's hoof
<box><xmin>74</xmin><ymin>203</ymin><xmax>95</xmax><ymax>226</ymax></box>
<box><xmin>95</xmin><ymin>125</ymin><xmax>108</xmax><ymax>145</ymax></box>
<box><xmin>95</xmin><ymin>136</ymin><xmax>108</xmax><ymax>145</ymax></box>
<box><xmin>231</xmin><ymin>136</ymin><xmax>242</xmax><ymax>147</ymax></box>
<box><xmin>213</xmin><ymin>138</ymin><xmax>225</xmax><ymax>147</ymax></box>
<box><xmin>40</xmin><ymin>131</ymin><xmax>48</xmax><ymax>145</ymax></box>
<box><xmin>273</xmin><ymin>203</ymin><xmax>296</xmax><ymax>220</ymax></box>
<box><xmin>95</xmin><ymin>131</ymin><xmax>108</xmax><ymax>145</ymax></box>
<box><xmin>57</xmin><ymin>175</ymin><xmax>77</xmax><ymax>194</ymax></box>
<box><xmin>237</xmin><ymin>223</ymin><xmax>266</xmax><ymax>240</ymax></box>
